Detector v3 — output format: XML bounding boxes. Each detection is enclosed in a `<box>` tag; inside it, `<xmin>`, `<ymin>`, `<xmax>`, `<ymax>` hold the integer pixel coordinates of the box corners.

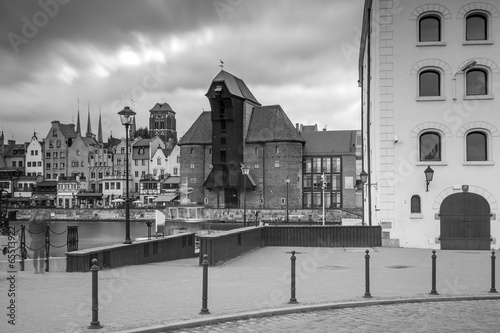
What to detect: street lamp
<box><xmin>241</xmin><ymin>164</ymin><xmax>250</xmax><ymax>227</ymax></box>
<box><xmin>424</xmin><ymin>166</ymin><xmax>434</xmax><ymax>192</ymax></box>
<box><xmin>285</xmin><ymin>177</ymin><xmax>290</xmax><ymax>224</ymax></box>
<box><xmin>118</xmin><ymin>106</ymin><xmax>136</xmax><ymax>244</ymax></box>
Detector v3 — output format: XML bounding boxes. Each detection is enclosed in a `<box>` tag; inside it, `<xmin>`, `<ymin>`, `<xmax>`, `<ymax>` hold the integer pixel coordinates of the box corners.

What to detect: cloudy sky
<box><xmin>0</xmin><ymin>0</ymin><xmax>364</xmax><ymax>144</ymax></box>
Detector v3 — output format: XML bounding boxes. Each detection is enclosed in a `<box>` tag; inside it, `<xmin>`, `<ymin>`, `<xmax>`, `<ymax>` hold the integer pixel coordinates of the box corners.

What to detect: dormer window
<box><xmin>214</xmin><ymin>85</ymin><xmax>222</xmax><ymax>96</ymax></box>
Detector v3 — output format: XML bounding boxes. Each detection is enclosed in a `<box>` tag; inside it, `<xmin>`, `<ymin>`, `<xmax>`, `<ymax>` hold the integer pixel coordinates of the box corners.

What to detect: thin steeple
<box><xmin>98</xmin><ymin>106</ymin><xmax>103</xmax><ymax>144</ymax></box>
<box><xmin>76</xmin><ymin>99</ymin><xmax>81</xmax><ymax>135</ymax></box>
<box><xmin>86</xmin><ymin>102</ymin><xmax>92</xmax><ymax>138</ymax></box>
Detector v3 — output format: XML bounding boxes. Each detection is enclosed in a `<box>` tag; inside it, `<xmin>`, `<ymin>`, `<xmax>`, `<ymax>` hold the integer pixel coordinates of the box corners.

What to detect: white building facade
<box><xmin>25</xmin><ymin>133</ymin><xmax>44</xmax><ymax>177</ymax></box>
<box><xmin>359</xmin><ymin>0</ymin><xmax>500</xmax><ymax>249</ymax></box>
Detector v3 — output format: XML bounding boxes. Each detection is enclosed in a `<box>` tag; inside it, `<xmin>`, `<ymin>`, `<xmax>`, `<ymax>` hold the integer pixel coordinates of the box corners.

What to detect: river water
<box><xmin>10</xmin><ymin>220</ymin><xmax>157</xmax><ymax>257</ymax></box>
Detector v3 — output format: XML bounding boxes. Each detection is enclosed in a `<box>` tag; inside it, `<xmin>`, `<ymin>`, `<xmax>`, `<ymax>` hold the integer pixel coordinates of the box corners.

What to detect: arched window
<box><xmin>466</xmin><ymin>69</ymin><xmax>487</xmax><ymax>95</ymax></box>
<box><xmin>419</xmin><ymin>15</ymin><xmax>441</xmax><ymax>42</ymax></box>
<box><xmin>419</xmin><ymin>70</ymin><xmax>440</xmax><ymax>96</ymax></box>
<box><xmin>420</xmin><ymin>132</ymin><xmax>441</xmax><ymax>161</ymax></box>
<box><xmin>466</xmin><ymin>13</ymin><xmax>487</xmax><ymax>40</ymax></box>
<box><xmin>411</xmin><ymin>195</ymin><xmax>421</xmax><ymax>213</ymax></box>
<box><xmin>466</xmin><ymin>131</ymin><xmax>487</xmax><ymax>161</ymax></box>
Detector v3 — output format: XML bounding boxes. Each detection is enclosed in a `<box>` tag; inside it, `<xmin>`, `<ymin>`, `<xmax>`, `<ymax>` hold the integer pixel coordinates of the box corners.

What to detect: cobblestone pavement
<box><xmin>1</xmin><ymin>247</ymin><xmax>499</xmax><ymax>332</ymax></box>
<box><xmin>168</xmin><ymin>299</ymin><xmax>500</xmax><ymax>333</ymax></box>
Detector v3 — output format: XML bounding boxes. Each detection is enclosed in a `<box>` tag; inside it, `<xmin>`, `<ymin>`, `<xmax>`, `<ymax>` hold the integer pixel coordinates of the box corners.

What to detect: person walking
<box><xmin>28</xmin><ymin>211</ymin><xmax>48</xmax><ymax>274</ymax></box>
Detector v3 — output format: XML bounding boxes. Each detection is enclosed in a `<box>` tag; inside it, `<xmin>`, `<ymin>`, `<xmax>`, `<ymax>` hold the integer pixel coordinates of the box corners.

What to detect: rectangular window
<box><xmin>323</xmin><ymin>158</ymin><xmax>331</xmax><ymax>173</ymax></box>
<box><xmin>116</xmin><ymin>182</ymin><xmax>121</xmax><ymax>190</ymax></box>
<box><xmin>105</xmin><ymin>182</ymin><xmax>109</xmax><ymax>190</ymax></box>
<box><xmin>142</xmin><ymin>160</ymin><xmax>146</xmax><ymax>166</ymax></box>
<box><xmin>332</xmin><ymin>157</ymin><xmax>341</xmax><ymax>173</ymax></box>
<box><xmin>46</xmin><ymin>152</ymin><xmax>51</xmax><ymax>159</ymax></box>
<box><xmin>31</xmin><ymin>150</ymin><xmax>34</xmax><ymax>156</ymax></box>
<box><xmin>303</xmin><ymin>174</ymin><xmax>312</xmax><ymax>189</ymax></box>
<box><xmin>38</xmin><ymin>161</ymin><xmax>42</xmax><ymax>167</ymax></box>
<box><xmin>27</xmin><ymin>162</ymin><xmax>31</xmax><ymax>167</ymax></box>
<box><xmin>313</xmin><ymin>158</ymin><xmax>321</xmax><ymax>173</ymax></box>
<box><xmin>303</xmin><ymin>158</ymin><xmax>311</xmax><ymax>173</ymax></box>
<box><xmin>274</xmin><ymin>161</ymin><xmax>280</xmax><ymax>168</ymax></box>
<box><xmin>53</xmin><ymin>152</ymin><xmax>58</xmax><ymax>158</ymax></box>
<box><xmin>110</xmin><ymin>182</ymin><xmax>115</xmax><ymax>190</ymax></box>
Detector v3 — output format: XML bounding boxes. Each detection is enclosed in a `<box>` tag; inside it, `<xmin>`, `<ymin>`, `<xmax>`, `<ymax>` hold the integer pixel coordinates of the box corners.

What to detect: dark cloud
<box><xmin>0</xmin><ymin>0</ymin><xmax>363</xmax><ymax>143</ymax></box>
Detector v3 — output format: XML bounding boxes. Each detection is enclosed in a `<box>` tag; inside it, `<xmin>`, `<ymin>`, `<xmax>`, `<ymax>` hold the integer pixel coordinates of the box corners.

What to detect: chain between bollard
<box><xmin>490</xmin><ymin>250</ymin><xmax>497</xmax><ymax>293</ymax></box>
<box><xmin>88</xmin><ymin>258</ymin><xmax>103</xmax><ymax>329</ymax></box>
<box><xmin>200</xmin><ymin>254</ymin><xmax>210</xmax><ymax>314</ymax></box>
<box><xmin>430</xmin><ymin>250</ymin><xmax>439</xmax><ymax>295</ymax></box>
<box><xmin>288</xmin><ymin>250</ymin><xmax>298</xmax><ymax>304</ymax></box>
<box><xmin>363</xmin><ymin>249</ymin><xmax>372</xmax><ymax>298</ymax></box>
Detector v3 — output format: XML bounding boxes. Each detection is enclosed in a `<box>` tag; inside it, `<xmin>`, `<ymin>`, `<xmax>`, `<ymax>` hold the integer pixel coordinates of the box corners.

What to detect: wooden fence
<box><xmin>198</xmin><ymin>227</ymin><xmax>264</xmax><ymax>266</ymax></box>
<box><xmin>264</xmin><ymin>226</ymin><xmax>382</xmax><ymax>247</ymax></box>
<box><xmin>66</xmin><ymin>233</ymin><xmax>196</xmax><ymax>272</ymax></box>
<box><xmin>198</xmin><ymin>225</ymin><xmax>382</xmax><ymax>266</ymax></box>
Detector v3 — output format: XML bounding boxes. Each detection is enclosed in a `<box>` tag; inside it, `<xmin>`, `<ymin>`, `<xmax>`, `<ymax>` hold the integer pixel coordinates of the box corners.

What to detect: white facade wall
<box><xmin>362</xmin><ymin>0</ymin><xmax>500</xmax><ymax>248</ymax></box>
<box><xmin>25</xmin><ymin>136</ymin><xmax>43</xmax><ymax>176</ymax></box>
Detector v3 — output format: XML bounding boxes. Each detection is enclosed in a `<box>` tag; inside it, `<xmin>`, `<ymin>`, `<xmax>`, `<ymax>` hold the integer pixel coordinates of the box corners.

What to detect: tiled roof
<box><xmin>178</xmin><ymin>112</ymin><xmax>212</xmax><ymax>145</ymax></box>
<box><xmin>133</xmin><ymin>138</ymin><xmax>152</xmax><ymax>147</ymax></box>
<box><xmin>149</xmin><ymin>102</ymin><xmax>175</xmax><ymax>113</ymax></box>
<box><xmin>246</xmin><ymin>105</ymin><xmax>305</xmax><ymax>143</ymax></box>
<box><xmin>301</xmin><ymin>130</ymin><xmax>357</xmax><ymax>155</ymax></box>
<box><xmin>208</xmin><ymin>70</ymin><xmax>260</xmax><ymax>105</ymax></box>
<box><xmin>4</xmin><ymin>144</ymin><xmax>26</xmax><ymax>157</ymax></box>
<box><xmin>59</xmin><ymin>123</ymin><xmax>77</xmax><ymax>139</ymax></box>
<box><xmin>81</xmin><ymin>137</ymin><xmax>98</xmax><ymax>147</ymax></box>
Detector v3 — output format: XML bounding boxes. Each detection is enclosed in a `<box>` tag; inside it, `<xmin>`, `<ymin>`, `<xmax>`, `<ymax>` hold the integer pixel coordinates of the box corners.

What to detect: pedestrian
<box><xmin>28</xmin><ymin>211</ymin><xmax>49</xmax><ymax>274</ymax></box>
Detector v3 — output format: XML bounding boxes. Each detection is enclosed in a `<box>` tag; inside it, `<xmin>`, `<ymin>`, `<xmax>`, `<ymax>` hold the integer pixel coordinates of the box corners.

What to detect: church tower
<box><xmin>148</xmin><ymin>103</ymin><xmax>177</xmax><ymax>144</ymax></box>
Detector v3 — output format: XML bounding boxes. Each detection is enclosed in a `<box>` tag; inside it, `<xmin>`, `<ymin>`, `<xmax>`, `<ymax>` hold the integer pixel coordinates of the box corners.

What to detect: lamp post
<box><xmin>241</xmin><ymin>164</ymin><xmax>250</xmax><ymax>227</ymax></box>
<box><xmin>285</xmin><ymin>177</ymin><xmax>290</xmax><ymax>224</ymax></box>
<box><xmin>118</xmin><ymin>106</ymin><xmax>136</xmax><ymax>244</ymax></box>
<box><xmin>424</xmin><ymin>166</ymin><xmax>434</xmax><ymax>192</ymax></box>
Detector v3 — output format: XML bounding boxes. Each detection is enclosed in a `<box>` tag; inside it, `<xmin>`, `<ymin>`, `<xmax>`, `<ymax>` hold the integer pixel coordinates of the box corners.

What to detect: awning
<box><xmin>203</xmin><ymin>169</ymin><xmax>223</xmax><ymax>189</ymax></box>
<box><xmin>77</xmin><ymin>193</ymin><xmax>103</xmax><ymax>198</ymax></box>
<box><xmin>164</xmin><ymin>176</ymin><xmax>180</xmax><ymax>184</ymax></box>
<box><xmin>8</xmin><ymin>197</ymin><xmax>30</xmax><ymax>202</ymax></box>
<box><xmin>244</xmin><ymin>173</ymin><xmax>257</xmax><ymax>190</ymax></box>
<box><xmin>153</xmin><ymin>193</ymin><xmax>178</xmax><ymax>202</ymax></box>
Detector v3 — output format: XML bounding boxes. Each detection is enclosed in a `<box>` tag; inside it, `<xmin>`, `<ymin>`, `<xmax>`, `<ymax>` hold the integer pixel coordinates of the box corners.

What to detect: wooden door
<box><xmin>440</xmin><ymin>192</ymin><xmax>491</xmax><ymax>250</ymax></box>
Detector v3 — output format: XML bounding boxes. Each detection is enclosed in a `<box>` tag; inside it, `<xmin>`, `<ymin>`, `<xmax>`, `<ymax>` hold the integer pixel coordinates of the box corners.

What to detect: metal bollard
<box><xmin>363</xmin><ymin>249</ymin><xmax>372</xmax><ymax>298</ymax></box>
<box><xmin>20</xmin><ymin>225</ymin><xmax>26</xmax><ymax>271</ymax></box>
<box><xmin>288</xmin><ymin>250</ymin><xmax>298</xmax><ymax>304</ymax></box>
<box><xmin>490</xmin><ymin>251</ymin><xmax>497</xmax><ymax>293</ymax></box>
<box><xmin>430</xmin><ymin>250</ymin><xmax>439</xmax><ymax>295</ymax></box>
<box><xmin>45</xmin><ymin>225</ymin><xmax>50</xmax><ymax>273</ymax></box>
<box><xmin>88</xmin><ymin>258</ymin><xmax>103</xmax><ymax>329</ymax></box>
<box><xmin>199</xmin><ymin>254</ymin><xmax>210</xmax><ymax>314</ymax></box>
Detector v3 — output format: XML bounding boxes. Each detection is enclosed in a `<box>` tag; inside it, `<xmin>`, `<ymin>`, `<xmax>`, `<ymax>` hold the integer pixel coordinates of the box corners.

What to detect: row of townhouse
<box><xmin>0</xmin><ymin>103</ymin><xmax>181</xmax><ymax>208</ymax></box>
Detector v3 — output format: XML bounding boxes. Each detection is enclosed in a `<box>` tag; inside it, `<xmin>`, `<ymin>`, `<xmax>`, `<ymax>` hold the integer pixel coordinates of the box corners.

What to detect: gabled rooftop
<box><xmin>149</xmin><ymin>102</ymin><xmax>175</xmax><ymax>114</ymax></box>
<box><xmin>246</xmin><ymin>105</ymin><xmax>305</xmax><ymax>143</ymax></box>
<box><xmin>207</xmin><ymin>70</ymin><xmax>260</xmax><ymax>105</ymax></box>
<box><xmin>301</xmin><ymin>130</ymin><xmax>357</xmax><ymax>155</ymax></box>
<box><xmin>178</xmin><ymin>112</ymin><xmax>212</xmax><ymax>145</ymax></box>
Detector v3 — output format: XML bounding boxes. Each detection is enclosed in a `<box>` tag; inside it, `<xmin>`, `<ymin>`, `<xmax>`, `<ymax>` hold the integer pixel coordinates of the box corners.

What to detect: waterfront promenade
<box><xmin>1</xmin><ymin>247</ymin><xmax>499</xmax><ymax>332</ymax></box>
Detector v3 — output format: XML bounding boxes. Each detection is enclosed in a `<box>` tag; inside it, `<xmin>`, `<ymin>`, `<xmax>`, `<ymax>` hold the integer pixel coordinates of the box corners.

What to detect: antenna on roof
<box><xmin>219</xmin><ymin>59</ymin><xmax>224</xmax><ymax>69</ymax></box>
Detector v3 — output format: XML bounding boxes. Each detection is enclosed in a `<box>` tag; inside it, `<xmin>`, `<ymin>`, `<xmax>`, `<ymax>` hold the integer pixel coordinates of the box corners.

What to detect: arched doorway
<box><xmin>440</xmin><ymin>192</ymin><xmax>491</xmax><ymax>250</ymax></box>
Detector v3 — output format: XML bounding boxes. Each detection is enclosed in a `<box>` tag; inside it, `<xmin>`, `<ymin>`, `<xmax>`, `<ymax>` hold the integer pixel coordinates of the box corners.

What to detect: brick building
<box><xmin>179</xmin><ymin>70</ymin><xmax>361</xmax><ymax>213</ymax></box>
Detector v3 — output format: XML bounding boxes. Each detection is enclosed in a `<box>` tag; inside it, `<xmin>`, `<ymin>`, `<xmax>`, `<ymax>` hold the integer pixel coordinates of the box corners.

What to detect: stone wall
<box><xmin>12</xmin><ymin>207</ymin><xmax>363</xmax><ymax>224</ymax></box>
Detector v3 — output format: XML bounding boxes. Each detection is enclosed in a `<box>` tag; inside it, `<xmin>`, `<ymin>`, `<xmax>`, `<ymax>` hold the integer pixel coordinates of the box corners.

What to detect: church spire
<box><xmin>98</xmin><ymin>106</ymin><xmax>103</xmax><ymax>144</ymax></box>
<box><xmin>86</xmin><ymin>102</ymin><xmax>92</xmax><ymax>138</ymax></box>
<box><xmin>76</xmin><ymin>99</ymin><xmax>81</xmax><ymax>135</ymax></box>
